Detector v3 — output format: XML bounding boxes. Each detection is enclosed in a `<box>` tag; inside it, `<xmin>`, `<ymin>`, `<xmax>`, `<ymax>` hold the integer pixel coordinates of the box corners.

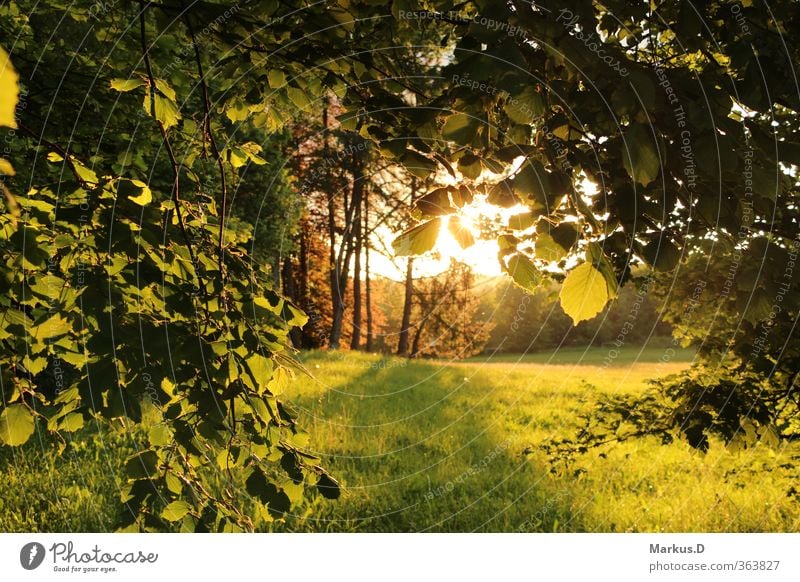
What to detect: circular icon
<box><xmin>20</xmin><ymin>542</ymin><xmax>46</xmax><ymax>570</ymax></box>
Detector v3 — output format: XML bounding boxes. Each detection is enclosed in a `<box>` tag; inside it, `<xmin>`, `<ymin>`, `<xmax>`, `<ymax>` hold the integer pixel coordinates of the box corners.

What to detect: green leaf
<box><xmin>442</xmin><ymin>113</ymin><xmax>479</xmax><ymax>146</ymax></box>
<box><xmin>154</xmin><ymin>78</ymin><xmax>176</xmax><ymax>101</ymax></box>
<box><xmin>506</xmin><ymin>253</ymin><xmax>540</xmax><ymax>291</ymax></box>
<box><xmin>59</xmin><ymin>412</ymin><xmax>84</xmax><ymax>432</ymax></box>
<box><xmin>535</xmin><ymin>222</ymin><xmax>580</xmax><ymax>262</ymax></box>
<box><xmin>622</xmin><ymin>123</ymin><xmax>660</xmax><ymax>186</ymax></box>
<box><xmin>70</xmin><ymin>157</ymin><xmax>99</xmax><ymax>185</ymax></box>
<box><xmin>559</xmin><ymin>262</ymin><xmax>610</xmax><ymax>324</ymax></box>
<box><xmin>392</xmin><ymin>218</ymin><xmax>441</xmax><ymax>256</ymax></box>
<box><xmin>534</xmin><ymin>232</ymin><xmax>570</xmax><ymax>262</ymax></box>
<box><xmin>144</xmin><ymin>93</ymin><xmax>181</xmax><ymax>129</ymax></box>
<box><xmin>125</xmin><ymin>450</ymin><xmax>159</xmax><ymax>479</ymax></box>
<box><xmin>504</xmin><ymin>86</ymin><xmax>546</xmax><ymax>125</ymax></box>
<box><xmin>416</xmin><ymin>187</ymin><xmax>455</xmax><ymax>217</ymax></box>
<box><xmin>507</xmin><ymin>211</ymin><xmax>538</xmax><ymax>231</ymax></box>
<box><xmin>513</xmin><ymin>160</ymin><xmax>548</xmax><ymax>203</ymax></box>
<box><xmin>161</xmin><ymin>500</ymin><xmax>191</xmax><ymax>522</ymax></box>
<box><xmin>457</xmin><ymin>153</ymin><xmax>482</xmax><ymax>180</ymax></box>
<box><xmin>268</xmin><ymin>69</ymin><xmax>287</xmax><ymax>89</ymax></box>
<box><xmin>0</xmin><ymin>404</ymin><xmax>35</xmax><ymax>446</ymax></box>
<box><xmin>0</xmin><ymin>46</ymin><xmax>19</xmax><ymax>129</ymax></box>
<box><xmin>643</xmin><ymin>239</ymin><xmax>681</xmax><ymax>271</ymax></box>
<box><xmin>316</xmin><ymin>472</ymin><xmax>341</xmax><ymax>500</ymax></box>
<box><xmin>110</xmin><ymin>78</ymin><xmax>146</xmax><ymax>92</ymax></box>
<box><xmin>31</xmin><ymin>314</ymin><xmax>71</xmax><ymax>341</ymax></box>
<box><xmin>448</xmin><ymin>216</ymin><xmax>475</xmax><ymax>249</ymax></box>
<box><xmin>401</xmin><ymin>150</ymin><xmax>438</xmax><ymax>179</ymax></box>
<box><xmin>148</xmin><ymin>424</ymin><xmax>173</xmax><ymax>447</ymax></box>
<box><xmin>117</xmin><ymin>178</ymin><xmax>152</xmax><ymax>206</ymax></box>
<box><xmin>165</xmin><ymin>473</ymin><xmax>183</xmax><ymax>495</ymax></box>
<box><xmin>286</xmin><ymin>87</ymin><xmax>311</xmax><ymax>110</ymax></box>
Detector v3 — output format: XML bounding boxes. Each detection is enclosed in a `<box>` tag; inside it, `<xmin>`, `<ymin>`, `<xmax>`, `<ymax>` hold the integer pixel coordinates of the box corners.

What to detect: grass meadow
<box><xmin>2</xmin><ymin>347</ymin><xmax>798</xmax><ymax>532</ymax></box>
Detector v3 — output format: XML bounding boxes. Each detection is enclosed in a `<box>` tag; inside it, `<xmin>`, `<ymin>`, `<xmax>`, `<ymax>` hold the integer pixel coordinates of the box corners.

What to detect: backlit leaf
<box><xmin>0</xmin><ymin>404</ymin><xmax>35</xmax><ymax>446</ymax></box>
<box><xmin>559</xmin><ymin>262</ymin><xmax>610</xmax><ymax>324</ymax></box>
<box><xmin>0</xmin><ymin>158</ymin><xmax>13</xmax><ymax>176</ymax></box>
<box><xmin>392</xmin><ymin>218</ymin><xmax>441</xmax><ymax>256</ymax></box>
<box><xmin>448</xmin><ymin>216</ymin><xmax>475</xmax><ymax>249</ymax></box>
<box><xmin>0</xmin><ymin>46</ymin><xmax>19</xmax><ymax>128</ymax></box>
<box><xmin>506</xmin><ymin>253</ymin><xmax>539</xmax><ymax>291</ymax></box>
<box><xmin>110</xmin><ymin>78</ymin><xmax>146</xmax><ymax>92</ymax></box>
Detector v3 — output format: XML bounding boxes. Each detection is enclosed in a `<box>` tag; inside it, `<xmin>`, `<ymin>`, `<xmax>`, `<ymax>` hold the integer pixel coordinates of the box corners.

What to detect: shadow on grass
<box><xmin>280</xmin><ymin>351</ymin><xmax>583</xmax><ymax>532</ymax></box>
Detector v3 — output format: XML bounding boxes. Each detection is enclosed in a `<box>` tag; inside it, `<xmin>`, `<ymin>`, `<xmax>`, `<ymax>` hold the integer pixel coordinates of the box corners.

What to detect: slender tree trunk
<box><xmin>323</xmin><ymin>103</ymin><xmax>346</xmax><ymax>349</ymax></box>
<box><xmin>350</xmin><ymin>200</ymin><xmax>362</xmax><ymax>350</ymax></box>
<box><xmin>410</xmin><ymin>316</ymin><xmax>426</xmax><ymax>358</ymax></box>
<box><xmin>298</xmin><ymin>228</ymin><xmax>313</xmax><ymax>349</ymax></box>
<box><xmin>282</xmin><ymin>257</ymin><xmax>302</xmax><ymax>348</ymax></box>
<box><xmin>364</xmin><ymin>186</ymin><xmax>374</xmax><ymax>352</ymax></box>
<box><xmin>397</xmin><ymin>257</ymin><xmax>414</xmax><ymax>356</ymax></box>
<box><xmin>329</xmin><ymin>145</ymin><xmax>365</xmax><ymax>349</ymax></box>
<box><xmin>397</xmin><ymin>177</ymin><xmax>418</xmax><ymax>356</ymax></box>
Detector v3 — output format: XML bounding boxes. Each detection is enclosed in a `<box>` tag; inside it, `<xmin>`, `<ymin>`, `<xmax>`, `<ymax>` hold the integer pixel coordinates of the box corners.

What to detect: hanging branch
<box><xmin>182</xmin><ymin>9</ymin><xmax>229</xmax><ymax>280</ymax></box>
<box><xmin>138</xmin><ymin>5</ymin><xmax>203</xmax><ymax>295</ymax></box>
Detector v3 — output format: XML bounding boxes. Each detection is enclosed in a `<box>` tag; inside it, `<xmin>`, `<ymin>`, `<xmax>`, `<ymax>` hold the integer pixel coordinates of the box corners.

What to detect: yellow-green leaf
<box><xmin>161</xmin><ymin>500</ymin><xmax>191</xmax><ymax>522</ymax></box>
<box><xmin>535</xmin><ymin>232</ymin><xmax>570</xmax><ymax>262</ymax></box>
<box><xmin>504</xmin><ymin>86</ymin><xmax>546</xmax><ymax>125</ymax></box>
<box><xmin>70</xmin><ymin>157</ymin><xmax>99</xmax><ymax>185</ymax></box>
<box><xmin>392</xmin><ymin>218</ymin><xmax>441</xmax><ymax>256</ymax></box>
<box><xmin>559</xmin><ymin>262</ymin><xmax>610</xmax><ymax>324</ymax></box>
<box><xmin>110</xmin><ymin>78</ymin><xmax>146</xmax><ymax>92</ymax></box>
<box><xmin>118</xmin><ymin>178</ymin><xmax>152</xmax><ymax>206</ymax></box>
<box><xmin>144</xmin><ymin>93</ymin><xmax>181</xmax><ymax>129</ymax></box>
<box><xmin>506</xmin><ymin>253</ymin><xmax>539</xmax><ymax>291</ymax></box>
<box><xmin>0</xmin><ymin>46</ymin><xmax>19</xmax><ymax>129</ymax></box>
<box><xmin>154</xmin><ymin>78</ymin><xmax>176</xmax><ymax>101</ymax></box>
<box><xmin>268</xmin><ymin>69</ymin><xmax>287</xmax><ymax>89</ymax></box>
<box><xmin>31</xmin><ymin>314</ymin><xmax>71</xmax><ymax>341</ymax></box>
<box><xmin>286</xmin><ymin>87</ymin><xmax>311</xmax><ymax>110</ymax></box>
<box><xmin>59</xmin><ymin>412</ymin><xmax>84</xmax><ymax>432</ymax></box>
<box><xmin>0</xmin><ymin>404</ymin><xmax>35</xmax><ymax>446</ymax></box>
<box><xmin>0</xmin><ymin>158</ymin><xmax>14</xmax><ymax>176</ymax></box>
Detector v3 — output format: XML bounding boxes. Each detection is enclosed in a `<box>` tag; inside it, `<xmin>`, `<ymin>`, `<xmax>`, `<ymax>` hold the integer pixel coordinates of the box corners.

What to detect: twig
<box><xmin>138</xmin><ymin>4</ymin><xmax>203</xmax><ymax>295</ymax></box>
<box><xmin>182</xmin><ymin>8</ymin><xmax>229</xmax><ymax>281</ymax></box>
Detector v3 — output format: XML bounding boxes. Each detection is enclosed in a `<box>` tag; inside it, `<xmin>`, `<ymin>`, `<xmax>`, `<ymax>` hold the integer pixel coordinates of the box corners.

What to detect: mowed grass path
<box><xmin>284</xmin><ymin>348</ymin><xmax>800</xmax><ymax>532</ymax></box>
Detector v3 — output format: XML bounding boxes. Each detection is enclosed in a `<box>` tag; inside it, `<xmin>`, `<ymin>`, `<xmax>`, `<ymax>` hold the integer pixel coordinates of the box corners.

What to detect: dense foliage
<box><xmin>2</xmin><ymin>0</ymin><xmax>800</xmax><ymax>530</ymax></box>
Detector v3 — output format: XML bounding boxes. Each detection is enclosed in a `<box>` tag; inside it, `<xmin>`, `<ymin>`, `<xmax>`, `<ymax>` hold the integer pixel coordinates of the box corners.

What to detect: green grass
<box><xmin>1</xmin><ymin>347</ymin><xmax>798</xmax><ymax>532</ymax></box>
<box><xmin>282</xmin><ymin>348</ymin><xmax>799</xmax><ymax>532</ymax></box>
<box><xmin>466</xmin><ymin>344</ymin><xmax>695</xmax><ymax>366</ymax></box>
<box><xmin>0</xmin><ymin>421</ymin><xmax>136</xmax><ymax>532</ymax></box>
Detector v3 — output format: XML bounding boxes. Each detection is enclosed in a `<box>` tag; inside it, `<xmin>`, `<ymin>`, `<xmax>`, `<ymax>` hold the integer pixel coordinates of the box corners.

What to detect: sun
<box><xmin>430</xmin><ymin>196</ymin><xmax>528</xmax><ymax>277</ymax></box>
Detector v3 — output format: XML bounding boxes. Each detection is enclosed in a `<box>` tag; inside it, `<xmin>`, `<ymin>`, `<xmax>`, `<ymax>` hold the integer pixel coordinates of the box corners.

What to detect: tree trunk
<box><xmin>297</xmin><ymin>228</ymin><xmax>313</xmax><ymax>349</ymax></box>
<box><xmin>410</xmin><ymin>315</ymin><xmax>426</xmax><ymax>358</ymax></box>
<box><xmin>323</xmin><ymin>103</ymin><xmax>346</xmax><ymax>350</ymax></box>
<box><xmin>397</xmin><ymin>177</ymin><xmax>418</xmax><ymax>356</ymax></box>
<box><xmin>329</xmin><ymin>143</ymin><xmax>366</xmax><ymax>349</ymax></box>
<box><xmin>397</xmin><ymin>256</ymin><xmax>414</xmax><ymax>356</ymax></box>
<box><xmin>364</xmin><ymin>186</ymin><xmax>374</xmax><ymax>352</ymax></box>
<box><xmin>350</xmin><ymin>200</ymin><xmax>362</xmax><ymax>350</ymax></box>
<box><xmin>281</xmin><ymin>257</ymin><xmax>302</xmax><ymax>348</ymax></box>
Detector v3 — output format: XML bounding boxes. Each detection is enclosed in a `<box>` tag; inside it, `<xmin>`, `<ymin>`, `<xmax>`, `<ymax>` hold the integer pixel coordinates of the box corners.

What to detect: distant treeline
<box><xmin>479</xmin><ymin>279</ymin><xmax>673</xmax><ymax>353</ymax></box>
